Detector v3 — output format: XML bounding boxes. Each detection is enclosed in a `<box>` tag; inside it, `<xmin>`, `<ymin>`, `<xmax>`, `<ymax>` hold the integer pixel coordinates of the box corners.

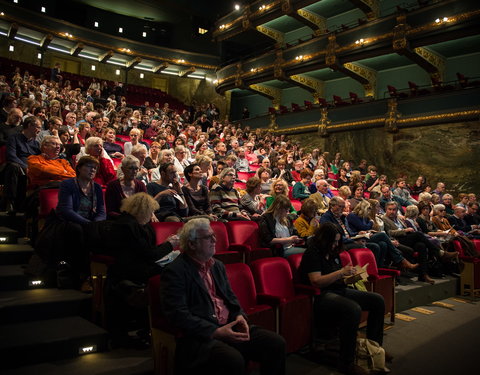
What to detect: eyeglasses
<box><xmin>197</xmin><ymin>233</ymin><xmax>216</xmax><ymax>241</ymax></box>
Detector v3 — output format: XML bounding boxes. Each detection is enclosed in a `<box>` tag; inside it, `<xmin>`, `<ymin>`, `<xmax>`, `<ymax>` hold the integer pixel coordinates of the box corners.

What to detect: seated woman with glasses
<box><xmin>105</xmin><ymin>155</ymin><xmax>147</xmax><ymax>218</ymax></box>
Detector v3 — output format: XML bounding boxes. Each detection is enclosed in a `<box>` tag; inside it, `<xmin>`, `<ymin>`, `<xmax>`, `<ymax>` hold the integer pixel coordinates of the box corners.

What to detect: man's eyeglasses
<box><xmin>197</xmin><ymin>233</ymin><xmax>216</xmax><ymax>241</ymax></box>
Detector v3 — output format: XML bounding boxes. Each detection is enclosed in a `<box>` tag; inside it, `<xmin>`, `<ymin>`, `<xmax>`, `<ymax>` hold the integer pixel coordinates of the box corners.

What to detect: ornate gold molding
<box><xmin>296</xmin><ymin>8</ymin><xmax>327</xmax><ymax>35</ymax></box>
<box><xmin>318</xmin><ymin>107</ymin><xmax>331</xmax><ymax>137</ymax></box>
<box><xmin>256</xmin><ymin>25</ymin><xmax>284</xmax><ymax>46</ymax></box>
<box><xmin>350</xmin><ymin>0</ymin><xmax>380</xmax><ymax>20</ymax></box>
<box><xmin>326</xmin><ymin>34</ymin><xmax>339</xmax><ymax>67</ymax></box>
<box><xmin>249</xmin><ymin>84</ymin><xmax>282</xmax><ymax>109</ymax></box>
<box><xmin>385</xmin><ymin>98</ymin><xmax>401</xmax><ymax>133</ymax></box>
<box><xmin>274</xmin><ymin>49</ymin><xmax>286</xmax><ymax>80</ymax></box>
<box><xmin>270</xmin><ymin>110</ymin><xmax>480</xmax><ymax>134</ymax></box>
<box><xmin>413</xmin><ymin>46</ymin><xmax>446</xmax><ymax>78</ymax></box>
<box><xmin>343</xmin><ymin>62</ymin><xmax>377</xmax><ymax>98</ymax></box>
<box><xmin>289</xmin><ymin>74</ymin><xmax>324</xmax><ymax>100</ymax></box>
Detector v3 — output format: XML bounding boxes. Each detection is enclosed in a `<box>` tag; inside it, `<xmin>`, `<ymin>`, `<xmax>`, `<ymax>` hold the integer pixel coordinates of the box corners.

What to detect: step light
<box><xmin>79</xmin><ymin>345</ymin><xmax>97</xmax><ymax>355</ymax></box>
<box><xmin>29</xmin><ymin>280</ymin><xmax>44</xmax><ymax>287</ymax></box>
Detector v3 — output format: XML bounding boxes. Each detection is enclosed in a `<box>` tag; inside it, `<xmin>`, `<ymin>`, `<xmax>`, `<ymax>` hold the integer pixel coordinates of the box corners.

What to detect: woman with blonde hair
<box><xmin>259</xmin><ymin>194</ymin><xmax>304</xmax><ymax>257</ymax></box>
<box><xmin>48</xmin><ymin>99</ymin><xmax>63</xmax><ymax>121</ymax></box>
<box><xmin>266</xmin><ymin>178</ymin><xmax>296</xmax><ymax>213</ymax></box>
<box><xmin>107</xmin><ymin>192</ymin><xmax>179</xmax><ymax>346</ymax></box>
<box><xmin>124</xmin><ymin>128</ymin><xmax>147</xmax><ymax>156</ymax></box>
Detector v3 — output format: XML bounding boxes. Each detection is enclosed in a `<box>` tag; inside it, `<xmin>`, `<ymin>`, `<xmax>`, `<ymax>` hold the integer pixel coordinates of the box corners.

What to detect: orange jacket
<box><xmin>27</xmin><ymin>154</ymin><xmax>76</xmax><ymax>188</ymax></box>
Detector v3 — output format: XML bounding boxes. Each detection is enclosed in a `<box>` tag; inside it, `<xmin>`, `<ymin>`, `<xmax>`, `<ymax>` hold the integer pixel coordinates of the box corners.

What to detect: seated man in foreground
<box><xmin>160</xmin><ymin>218</ymin><xmax>286</xmax><ymax>375</ymax></box>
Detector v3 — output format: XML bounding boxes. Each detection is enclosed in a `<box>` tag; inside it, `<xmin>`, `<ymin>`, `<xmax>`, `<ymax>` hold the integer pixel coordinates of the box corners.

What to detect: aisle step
<box><xmin>0</xmin><ymin>264</ymin><xmax>55</xmax><ymax>291</ymax></box>
<box><xmin>0</xmin><ymin>316</ymin><xmax>108</xmax><ymax>369</ymax></box>
<box><xmin>0</xmin><ymin>226</ymin><xmax>19</xmax><ymax>244</ymax></box>
<box><xmin>0</xmin><ymin>244</ymin><xmax>34</xmax><ymax>265</ymax></box>
<box><xmin>0</xmin><ymin>288</ymin><xmax>92</xmax><ymax>323</ymax></box>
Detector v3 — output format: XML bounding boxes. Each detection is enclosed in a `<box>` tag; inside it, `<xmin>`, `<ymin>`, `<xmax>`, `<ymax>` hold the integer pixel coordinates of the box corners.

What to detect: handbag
<box><xmin>356</xmin><ymin>338</ymin><xmax>390</xmax><ymax>373</ymax></box>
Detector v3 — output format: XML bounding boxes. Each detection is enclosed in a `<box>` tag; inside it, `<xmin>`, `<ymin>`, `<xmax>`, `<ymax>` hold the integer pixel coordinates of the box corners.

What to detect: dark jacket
<box><xmin>105</xmin><ymin>178</ymin><xmax>146</xmax><ymax>217</ymax></box>
<box><xmin>319</xmin><ymin>210</ymin><xmax>354</xmax><ymax>244</ymax></box>
<box><xmin>56</xmin><ymin>177</ymin><xmax>106</xmax><ymax>224</ymax></box>
<box><xmin>160</xmin><ymin>253</ymin><xmax>243</xmax><ymax>368</ymax></box>
<box><xmin>107</xmin><ymin>213</ymin><xmax>173</xmax><ymax>284</ymax></box>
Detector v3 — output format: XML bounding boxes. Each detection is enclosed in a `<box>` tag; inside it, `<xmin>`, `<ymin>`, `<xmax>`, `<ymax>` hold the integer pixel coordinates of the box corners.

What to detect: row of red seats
<box><xmin>147</xmin><ymin>246</ymin><xmax>399</xmax><ymax>373</ymax></box>
<box><xmin>452</xmin><ymin>239</ymin><xmax>480</xmax><ymax>297</ymax></box>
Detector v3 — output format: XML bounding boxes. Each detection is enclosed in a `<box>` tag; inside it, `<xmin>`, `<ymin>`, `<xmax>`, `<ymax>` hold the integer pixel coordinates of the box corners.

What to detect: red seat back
<box><xmin>225</xmin><ymin>263</ymin><xmax>258</xmax><ymax>310</ymax></box>
<box><xmin>287</xmin><ymin>253</ymin><xmax>303</xmax><ymax>282</ymax></box>
<box><xmin>150</xmin><ymin>222</ymin><xmax>183</xmax><ymax>248</ymax></box>
<box><xmin>291</xmin><ymin>199</ymin><xmax>302</xmax><ymax>211</ymax></box>
<box><xmin>250</xmin><ymin>257</ymin><xmax>296</xmax><ymax>299</ymax></box>
<box><xmin>348</xmin><ymin>248</ymin><xmax>379</xmax><ymax>277</ymax></box>
<box><xmin>226</xmin><ymin>221</ymin><xmax>261</xmax><ymax>249</ymax></box>
<box><xmin>339</xmin><ymin>250</ymin><xmax>352</xmax><ymax>267</ymax></box>
<box><xmin>39</xmin><ymin>188</ymin><xmax>60</xmax><ymax>218</ymax></box>
<box><xmin>211</xmin><ymin>221</ymin><xmax>230</xmax><ymax>253</ymax></box>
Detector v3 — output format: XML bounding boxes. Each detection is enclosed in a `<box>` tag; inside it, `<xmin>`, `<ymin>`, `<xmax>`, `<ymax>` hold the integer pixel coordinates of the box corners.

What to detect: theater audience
<box><xmin>348</xmin><ymin>183</ymin><xmax>365</xmax><ymax>211</ymax></box>
<box><xmin>266</xmin><ymin>178</ymin><xmax>296</xmax><ymax>213</ymax></box>
<box><xmin>271</xmin><ymin>158</ymin><xmax>294</xmax><ymax>185</ymax></box>
<box><xmin>310</xmin><ymin>179</ymin><xmax>331</xmax><ymax>215</ymax></box>
<box><xmin>442</xmin><ymin>194</ymin><xmax>455</xmax><ymax>215</ymax></box>
<box><xmin>393</xmin><ymin>178</ymin><xmax>418</xmax><ymax>204</ymax></box>
<box><xmin>102</xmin><ymin>127</ymin><xmax>124</xmax><ymax>159</ymax></box>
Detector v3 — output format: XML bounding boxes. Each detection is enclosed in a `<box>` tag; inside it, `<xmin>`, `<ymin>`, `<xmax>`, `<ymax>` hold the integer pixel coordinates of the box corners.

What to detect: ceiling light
<box><xmin>443</xmin><ymin>17</ymin><xmax>448</xmax><ymax>21</ymax></box>
<box><xmin>9</xmin><ymin>45</ymin><xmax>14</xmax><ymax>52</ymax></box>
<box><xmin>91</xmin><ymin>65</ymin><xmax>96</xmax><ymax>71</ymax></box>
<box><xmin>118</xmin><ymin>27</ymin><xmax>123</xmax><ymax>33</ymax></box>
<box><xmin>41</xmin><ymin>6</ymin><xmax>45</xmax><ymax>13</ymax></box>
<box><xmin>94</xmin><ymin>21</ymin><xmax>99</xmax><ymax>27</ymax></box>
<box><xmin>177</xmin><ymin>59</ymin><xmax>185</xmax><ymax>63</ymax></box>
<box><xmin>115</xmin><ymin>69</ymin><xmax>120</xmax><ymax>75</ymax></box>
<box><xmin>13</xmin><ymin>0</ymin><xmax>18</xmax><ymax>3</ymax></box>
<box><xmin>37</xmin><ymin>53</ymin><xmax>42</xmax><ymax>59</ymax></box>
<box><xmin>295</xmin><ymin>55</ymin><xmax>303</xmax><ymax>61</ymax></box>
<box><xmin>234</xmin><ymin>4</ymin><xmax>240</xmax><ymax>11</ymax></box>
<box><xmin>142</xmin><ymin>32</ymin><xmax>147</xmax><ymax>37</ymax></box>
<box><xmin>0</xmin><ymin>12</ymin><xmax>4</xmax><ymax>16</ymax></box>
<box><xmin>435</xmin><ymin>18</ymin><xmax>440</xmax><ymax>23</ymax></box>
<box><xmin>140</xmin><ymin>73</ymin><xmax>144</xmax><ymax>79</ymax></box>
<box><xmin>219</xmin><ymin>24</ymin><xmax>225</xmax><ymax>30</ymax></box>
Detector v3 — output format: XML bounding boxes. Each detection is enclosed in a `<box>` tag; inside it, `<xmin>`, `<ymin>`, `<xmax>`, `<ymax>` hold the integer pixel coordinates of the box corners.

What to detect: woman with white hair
<box><xmin>105</xmin><ymin>155</ymin><xmax>147</xmax><ymax>217</ymax></box>
<box><xmin>83</xmin><ymin>136</ymin><xmax>116</xmax><ymax>186</ymax></box>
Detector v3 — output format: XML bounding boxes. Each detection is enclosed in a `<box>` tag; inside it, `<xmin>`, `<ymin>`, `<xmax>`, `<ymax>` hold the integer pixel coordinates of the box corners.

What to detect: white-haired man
<box><xmin>161</xmin><ymin>218</ymin><xmax>285</xmax><ymax>375</ymax></box>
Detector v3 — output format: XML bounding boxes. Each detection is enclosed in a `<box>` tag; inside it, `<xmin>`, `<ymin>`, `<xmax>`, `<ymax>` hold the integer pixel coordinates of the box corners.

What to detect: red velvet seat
<box><xmin>116</xmin><ymin>135</ymin><xmax>129</xmax><ymax>142</ymax></box>
<box><xmin>333</xmin><ymin>95</ymin><xmax>350</xmax><ymax>106</ymax></box>
<box><xmin>150</xmin><ymin>222</ymin><xmax>183</xmax><ymax>249</ymax></box>
<box><xmin>279</xmin><ymin>105</ymin><xmax>288</xmax><ymax>114</ymax></box>
<box><xmin>233</xmin><ymin>181</ymin><xmax>246</xmax><ymax>190</ymax></box>
<box><xmin>318</xmin><ymin>97</ymin><xmax>329</xmax><ymax>107</ymax></box>
<box><xmin>348</xmin><ymin>248</ymin><xmax>399</xmax><ymax>322</ymax></box>
<box><xmin>268</xmin><ymin>107</ymin><xmax>276</xmax><ymax>115</ymax></box>
<box><xmin>291</xmin><ymin>103</ymin><xmax>301</xmax><ymax>112</ymax></box>
<box><xmin>249</xmin><ymin>164</ymin><xmax>260</xmax><ymax>172</ymax></box>
<box><xmin>408</xmin><ymin>81</ymin><xmax>430</xmax><ymax>96</ymax></box>
<box><xmin>387</xmin><ymin>85</ymin><xmax>408</xmax><ymax>99</ymax></box>
<box><xmin>304</xmin><ymin>100</ymin><xmax>313</xmax><ymax>110</ymax></box>
<box><xmin>226</xmin><ymin>221</ymin><xmax>271</xmax><ymax>263</ymax></box>
<box><xmin>148</xmin><ymin>275</ymin><xmax>177</xmax><ymax>375</ymax></box>
<box><xmin>237</xmin><ymin>171</ymin><xmax>254</xmax><ymax>181</ymax></box>
<box><xmin>211</xmin><ymin>221</ymin><xmax>245</xmax><ymax>264</ymax></box>
<box><xmin>225</xmin><ymin>263</ymin><xmax>276</xmax><ymax>331</ymax></box>
<box><xmin>114</xmin><ymin>140</ymin><xmax>125</xmax><ymax>150</ymax></box>
<box><xmin>288</xmin><ymin>186</ymin><xmax>293</xmax><ymax>199</ymax></box>
<box><xmin>349</xmin><ymin>92</ymin><xmax>363</xmax><ymax>104</ymax></box>
<box><xmin>339</xmin><ymin>250</ymin><xmax>352</xmax><ymax>267</ymax></box>
<box><xmin>250</xmin><ymin>257</ymin><xmax>314</xmax><ymax>352</ymax></box>
<box><xmin>39</xmin><ymin>188</ymin><xmax>59</xmax><ymax>218</ymax></box>
<box><xmin>291</xmin><ymin>199</ymin><xmax>302</xmax><ymax>212</ymax></box>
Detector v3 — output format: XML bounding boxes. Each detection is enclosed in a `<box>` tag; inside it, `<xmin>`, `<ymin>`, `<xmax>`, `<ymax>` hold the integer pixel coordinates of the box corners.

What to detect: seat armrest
<box><xmin>257</xmin><ymin>293</ymin><xmax>284</xmax><ymax>306</ymax></box>
<box><xmin>294</xmin><ymin>284</ymin><xmax>321</xmax><ymax>296</ymax></box>
<box><xmin>378</xmin><ymin>268</ymin><xmax>401</xmax><ymax>277</ymax></box>
<box><xmin>229</xmin><ymin>243</ymin><xmax>250</xmax><ymax>253</ymax></box>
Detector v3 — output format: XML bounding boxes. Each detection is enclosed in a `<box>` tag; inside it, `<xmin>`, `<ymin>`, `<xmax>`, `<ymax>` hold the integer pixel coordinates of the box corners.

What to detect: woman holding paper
<box><xmin>299</xmin><ymin>222</ymin><xmax>389</xmax><ymax>375</ymax></box>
